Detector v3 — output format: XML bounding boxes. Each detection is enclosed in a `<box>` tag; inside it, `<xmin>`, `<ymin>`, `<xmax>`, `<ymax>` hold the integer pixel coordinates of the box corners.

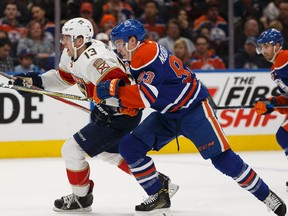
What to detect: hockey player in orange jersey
<box><xmin>95</xmin><ymin>19</ymin><xmax>286</xmax><ymax>216</ymax></box>
<box><xmin>254</xmin><ymin>28</ymin><xmax>288</xmax><ymax>188</ymax></box>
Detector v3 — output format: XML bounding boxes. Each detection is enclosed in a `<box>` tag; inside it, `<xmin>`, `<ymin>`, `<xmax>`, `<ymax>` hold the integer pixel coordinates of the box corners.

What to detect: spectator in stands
<box><xmin>129</xmin><ymin>0</ymin><xmax>146</xmax><ymax>19</ymax></box>
<box><xmin>0</xmin><ymin>38</ymin><xmax>14</xmax><ymax>72</ymax></box>
<box><xmin>190</xmin><ymin>35</ymin><xmax>226</xmax><ymax>70</ymax></box>
<box><xmin>234</xmin><ymin>0</ymin><xmax>263</xmax><ymax>21</ymax></box>
<box><xmin>14</xmin><ymin>48</ymin><xmax>44</xmax><ymax>73</ymax></box>
<box><xmin>268</xmin><ymin>19</ymin><xmax>283</xmax><ymax>32</ymax></box>
<box><xmin>0</xmin><ymin>29</ymin><xmax>8</xmax><ymax>39</ymax></box>
<box><xmin>30</xmin><ymin>3</ymin><xmax>55</xmax><ymax>39</ymax></box>
<box><xmin>175</xmin><ymin>0</ymin><xmax>205</xmax><ymax>21</ymax></box>
<box><xmin>176</xmin><ymin>9</ymin><xmax>193</xmax><ymax>40</ymax></box>
<box><xmin>79</xmin><ymin>2</ymin><xmax>99</xmax><ymax>35</ymax></box>
<box><xmin>277</xmin><ymin>1</ymin><xmax>288</xmax><ymax>49</ymax></box>
<box><xmin>173</xmin><ymin>38</ymin><xmax>191</xmax><ymax>67</ymax></box>
<box><xmin>138</xmin><ymin>0</ymin><xmax>166</xmax><ymax>41</ymax></box>
<box><xmin>234</xmin><ymin>36</ymin><xmax>271</xmax><ymax>69</ymax></box>
<box><xmin>197</xmin><ymin>24</ymin><xmax>218</xmax><ymax>54</ymax></box>
<box><xmin>193</xmin><ymin>1</ymin><xmax>228</xmax><ymax>41</ymax></box>
<box><xmin>260</xmin><ymin>0</ymin><xmax>280</xmax><ymax>30</ymax></box>
<box><xmin>158</xmin><ymin>19</ymin><xmax>195</xmax><ymax>56</ymax></box>
<box><xmin>102</xmin><ymin>0</ymin><xmax>134</xmax><ymax>23</ymax></box>
<box><xmin>17</xmin><ymin>20</ymin><xmax>54</xmax><ymax>70</ymax></box>
<box><xmin>0</xmin><ymin>1</ymin><xmax>26</xmax><ymax>57</ymax></box>
<box><xmin>99</xmin><ymin>14</ymin><xmax>117</xmax><ymax>33</ymax></box>
<box><xmin>96</xmin><ymin>32</ymin><xmax>109</xmax><ymax>45</ymax></box>
<box><xmin>234</xmin><ymin>17</ymin><xmax>260</xmax><ymax>53</ymax></box>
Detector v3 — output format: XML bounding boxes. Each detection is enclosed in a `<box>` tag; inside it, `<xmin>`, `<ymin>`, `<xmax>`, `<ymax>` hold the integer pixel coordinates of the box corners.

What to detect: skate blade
<box><xmin>135</xmin><ymin>208</ymin><xmax>172</xmax><ymax>216</ymax></box>
<box><xmin>53</xmin><ymin>206</ymin><xmax>92</xmax><ymax>212</ymax></box>
<box><xmin>168</xmin><ymin>182</ymin><xmax>179</xmax><ymax>198</ymax></box>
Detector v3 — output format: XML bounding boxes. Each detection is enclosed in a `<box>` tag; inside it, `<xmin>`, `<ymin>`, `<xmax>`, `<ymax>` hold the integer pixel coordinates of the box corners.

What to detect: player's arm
<box><xmin>94</xmin><ymin>79</ymin><xmax>158</xmax><ymax>109</ymax></box>
<box><xmin>41</xmin><ymin>68</ymin><xmax>75</xmax><ymax>91</ymax></box>
<box><xmin>253</xmin><ymin>95</ymin><xmax>288</xmax><ymax>115</ymax></box>
<box><xmin>274</xmin><ymin>95</ymin><xmax>288</xmax><ymax>114</ymax></box>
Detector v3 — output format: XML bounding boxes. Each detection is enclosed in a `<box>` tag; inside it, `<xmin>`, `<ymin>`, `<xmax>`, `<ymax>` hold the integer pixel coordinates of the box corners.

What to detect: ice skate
<box><xmin>53</xmin><ymin>181</ymin><xmax>94</xmax><ymax>212</ymax></box>
<box><xmin>135</xmin><ymin>181</ymin><xmax>171</xmax><ymax>216</ymax></box>
<box><xmin>263</xmin><ymin>190</ymin><xmax>286</xmax><ymax>216</ymax></box>
<box><xmin>158</xmin><ymin>172</ymin><xmax>179</xmax><ymax>198</ymax></box>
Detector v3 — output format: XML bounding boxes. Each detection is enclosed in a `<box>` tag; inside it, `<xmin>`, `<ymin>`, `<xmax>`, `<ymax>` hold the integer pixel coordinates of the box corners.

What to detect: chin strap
<box><xmin>270</xmin><ymin>46</ymin><xmax>282</xmax><ymax>63</ymax></box>
<box><xmin>125</xmin><ymin>41</ymin><xmax>140</xmax><ymax>61</ymax></box>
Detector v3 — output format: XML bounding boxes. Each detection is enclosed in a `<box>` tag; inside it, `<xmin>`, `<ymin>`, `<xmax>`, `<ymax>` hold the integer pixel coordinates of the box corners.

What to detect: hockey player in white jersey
<box><xmin>12</xmin><ymin>17</ymin><xmax>179</xmax><ymax>212</ymax></box>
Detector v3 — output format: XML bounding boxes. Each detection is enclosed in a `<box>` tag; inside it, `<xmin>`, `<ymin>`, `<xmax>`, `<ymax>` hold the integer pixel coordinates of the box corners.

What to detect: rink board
<box><xmin>0</xmin><ymin>135</ymin><xmax>281</xmax><ymax>158</ymax></box>
<box><xmin>0</xmin><ymin>70</ymin><xmax>286</xmax><ymax>158</ymax></box>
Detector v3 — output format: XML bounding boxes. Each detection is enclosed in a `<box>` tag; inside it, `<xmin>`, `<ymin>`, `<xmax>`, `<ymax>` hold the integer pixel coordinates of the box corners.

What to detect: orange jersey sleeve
<box><xmin>118</xmin><ymin>85</ymin><xmax>145</xmax><ymax>108</ymax></box>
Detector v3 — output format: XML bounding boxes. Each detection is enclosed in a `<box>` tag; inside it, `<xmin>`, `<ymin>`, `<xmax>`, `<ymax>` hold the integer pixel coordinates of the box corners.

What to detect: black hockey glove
<box><xmin>11</xmin><ymin>72</ymin><xmax>43</xmax><ymax>96</ymax></box>
<box><xmin>91</xmin><ymin>103</ymin><xmax>117</xmax><ymax>127</ymax></box>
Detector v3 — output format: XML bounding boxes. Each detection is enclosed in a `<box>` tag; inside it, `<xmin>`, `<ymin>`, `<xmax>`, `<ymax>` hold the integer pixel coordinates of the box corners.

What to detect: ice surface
<box><xmin>1</xmin><ymin>151</ymin><xmax>287</xmax><ymax>216</ymax></box>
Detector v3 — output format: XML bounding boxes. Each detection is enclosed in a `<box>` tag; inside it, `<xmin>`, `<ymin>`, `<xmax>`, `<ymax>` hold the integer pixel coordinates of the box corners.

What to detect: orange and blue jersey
<box><xmin>138</xmin><ymin>17</ymin><xmax>166</xmax><ymax>41</ymax></box>
<box><xmin>190</xmin><ymin>51</ymin><xmax>226</xmax><ymax>70</ymax></box>
<box><xmin>193</xmin><ymin>15</ymin><xmax>228</xmax><ymax>35</ymax></box>
<box><xmin>118</xmin><ymin>40</ymin><xmax>209</xmax><ymax>118</ymax></box>
<box><xmin>270</xmin><ymin>50</ymin><xmax>288</xmax><ymax>114</ymax></box>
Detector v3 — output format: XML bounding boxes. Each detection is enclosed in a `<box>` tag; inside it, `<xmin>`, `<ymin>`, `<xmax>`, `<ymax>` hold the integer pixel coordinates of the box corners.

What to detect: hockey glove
<box><xmin>118</xmin><ymin>107</ymin><xmax>139</xmax><ymax>117</ymax></box>
<box><xmin>94</xmin><ymin>79</ymin><xmax>125</xmax><ymax>103</ymax></box>
<box><xmin>253</xmin><ymin>97</ymin><xmax>277</xmax><ymax>115</ymax></box>
<box><xmin>11</xmin><ymin>72</ymin><xmax>43</xmax><ymax>96</ymax></box>
<box><xmin>91</xmin><ymin>103</ymin><xmax>116</xmax><ymax>127</ymax></box>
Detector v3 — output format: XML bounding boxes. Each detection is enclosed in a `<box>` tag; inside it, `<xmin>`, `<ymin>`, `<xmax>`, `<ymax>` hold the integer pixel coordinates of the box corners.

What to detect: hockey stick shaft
<box><xmin>0</xmin><ymin>82</ymin><xmax>91</xmax><ymax>101</ymax></box>
<box><xmin>214</xmin><ymin>104</ymin><xmax>288</xmax><ymax>110</ymax></box>
<box><xmin>0</xmin><ymin>72</ymin><xmax>119</xmax><ymax>107</ymax></box>
<box><xmin>0</xmin><ymin>72</ymin><xmax>92</xmax><ymax>113</ymax></box>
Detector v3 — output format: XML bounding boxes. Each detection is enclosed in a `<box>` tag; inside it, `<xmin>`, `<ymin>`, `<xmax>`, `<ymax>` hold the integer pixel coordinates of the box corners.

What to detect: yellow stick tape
<box><xmin>0</xmin><ymin>135</ymin><xmax>281</xmax><ymax>158</ymax></box>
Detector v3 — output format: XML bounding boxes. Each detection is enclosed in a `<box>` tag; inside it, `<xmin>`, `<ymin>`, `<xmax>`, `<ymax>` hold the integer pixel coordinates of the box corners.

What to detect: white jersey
<box><xmin>40</xmin><ymin>39</ymin><xmax>128</xmax><ymax>98</ymax></box>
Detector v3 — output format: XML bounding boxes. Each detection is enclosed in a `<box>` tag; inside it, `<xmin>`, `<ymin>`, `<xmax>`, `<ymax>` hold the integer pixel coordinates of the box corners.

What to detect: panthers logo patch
<box><xmin>93</xmin><ymin>58</ymin><xmax>110</xmax><ymax>75</ymax></box>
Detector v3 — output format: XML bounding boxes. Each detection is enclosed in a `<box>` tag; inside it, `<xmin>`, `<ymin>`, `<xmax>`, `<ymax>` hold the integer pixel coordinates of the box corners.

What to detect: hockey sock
<box><xmin>118</xmin><ymin>159</ymin><xmax>131</xmax><ymax>174</ymax></box>
<box><xmin>119</xmin><ymin>134</ymin><xmax>162</xmax><ymax>195</ymax></box>
<box><xmin>130</xmin><ymin>156</ymin><xmax>162</xmax><ymax>195</ymax></box>
<box><xmin>276</xmin><ymin>127</ymin><xmax>288</xmax><ymax>158</ymax></box>
<box><xmin>211</xmin><ymin>149</ymin><xmax>269</xmax><ymax>201</ymax></box>
<box><xmin>66</xmin><ymin>163</ymin><xmax>91</xmax><ymax>197</ymax></box>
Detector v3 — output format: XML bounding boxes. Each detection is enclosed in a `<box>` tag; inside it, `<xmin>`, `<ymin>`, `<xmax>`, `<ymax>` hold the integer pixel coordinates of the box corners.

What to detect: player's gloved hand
<box><xmin>253</xmin><ymin>97</ymin><xmax>277</xmax><ymax>115</ymax></box>
<box><xmin>11</xmin><ymin>72</ymin><xmax>43</xmax><ymax>96</ymax></box>
<box><xmin>94</xmin><ymin>79</ymin><xmax>125</xmax><ymax>103</ymax></box>
<box><xmin>91</xmin><ymin>103</ymin><xmax>116</xmax><ymax>127</ymax></box>
<box><xmin>118</xmin><ymin>107</ymin><xmax>139</xmax><ymax>116</ymax></box>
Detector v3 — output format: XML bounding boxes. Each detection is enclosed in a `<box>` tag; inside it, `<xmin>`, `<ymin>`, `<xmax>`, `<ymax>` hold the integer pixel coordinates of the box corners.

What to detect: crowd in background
<box><xmin>0</xmin><ymin>0</ymin><xmax>285</xmax><ymax>73</ymax></box>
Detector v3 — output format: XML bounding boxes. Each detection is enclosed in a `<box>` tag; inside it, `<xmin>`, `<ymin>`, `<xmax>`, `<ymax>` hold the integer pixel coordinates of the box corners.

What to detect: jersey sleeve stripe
<box><xmin>139</xmin><ymin>84</ymin><xmax>157</xmax><ymax>104</ymax></box>
<box><xmin>169</xmin><ymin>79</ymin><xmax>198</xmax><ymax>112</ymax></box>
<box><xmin>58</xmin><ymin>68</ymin><xmax>76</xmax><ymax>85</ymax></box>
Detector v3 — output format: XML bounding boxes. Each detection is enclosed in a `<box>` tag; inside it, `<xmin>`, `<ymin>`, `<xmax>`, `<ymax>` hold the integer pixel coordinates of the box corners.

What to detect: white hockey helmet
<box><xmin>61</xmin><ymin>17</ymin><xmax>93</xmax><ymax>44</ymax></box>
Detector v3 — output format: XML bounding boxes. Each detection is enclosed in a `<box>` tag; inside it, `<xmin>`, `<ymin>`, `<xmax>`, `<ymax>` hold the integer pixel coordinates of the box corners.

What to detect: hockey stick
<box><xmin>205</xmin><ymin>93</ymin><xmax>288</xmax><ymax>109</ymax></box>
<box><xmin>0</xmin><ymin>72</ymin><xmax>92</xmax><ymax>113</ymax></box>
<box><xmin>0</xmin><ymin>82</ymin><xmax>91</xmax><ymax>101</ymax></box>
<box><xmin>0</xmin><ymin>72</ymin><xmax>119</xmax><ymax>107</ymax></box>
<box><xmin>214</xmin><ymin>104</ymin><xmax>288</xmax><ymax>110</ymax></box>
